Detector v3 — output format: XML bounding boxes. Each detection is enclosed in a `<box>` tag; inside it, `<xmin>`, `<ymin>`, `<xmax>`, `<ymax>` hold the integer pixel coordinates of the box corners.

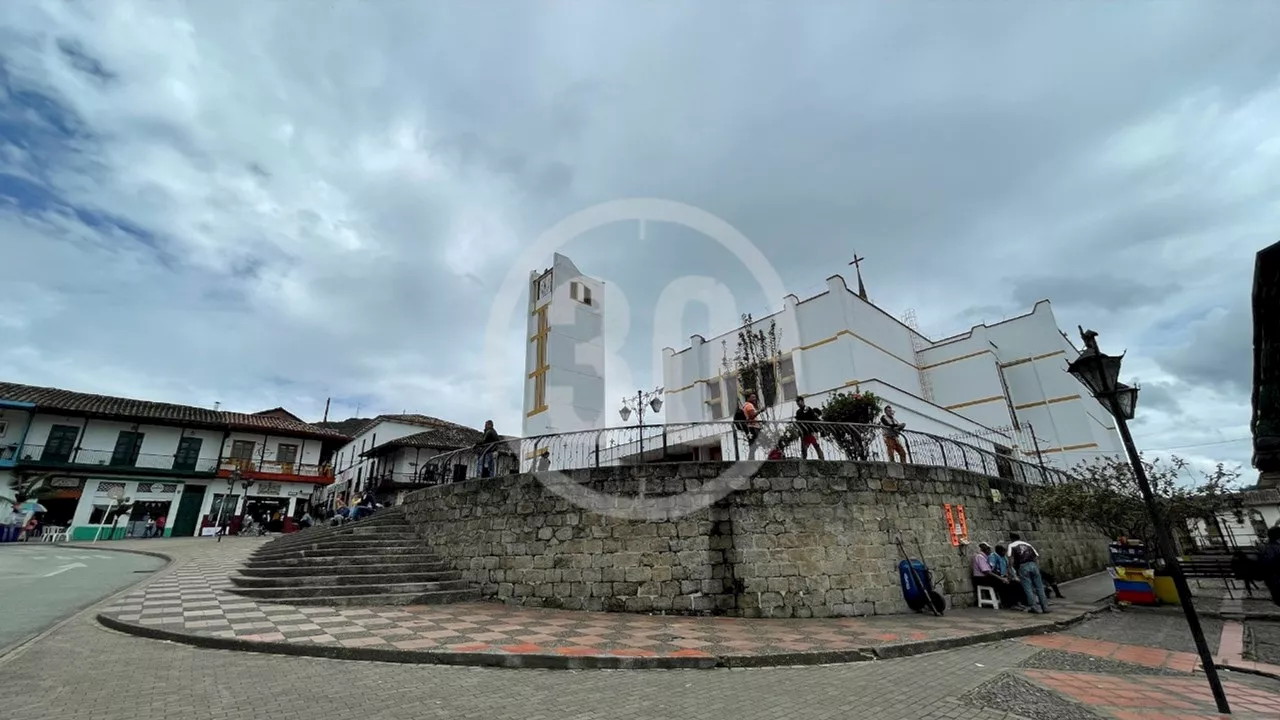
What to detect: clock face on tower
<box><xmin>536</xmin><ymin>271</ymin><xmax>553</xmax><ymax>300</ymax></box>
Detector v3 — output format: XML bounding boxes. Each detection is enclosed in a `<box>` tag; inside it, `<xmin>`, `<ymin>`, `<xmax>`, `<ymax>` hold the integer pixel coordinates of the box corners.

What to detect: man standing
<box><xmin>477</xmin><ymin>420</ymin><xmax>501</xmax><ymax>478</ymax></box>
<box><xmin>794</xmin><ymin>396</ymin><xmax>825</xmax><ymax>460</ymax></box>
<box><xmin>1008</xmin><ymin>533</ymin><xmax>1050</xmax><ymax>613</ymax></box>
<box><xmin>880</xmin><ymin>406</ymin><xmax>908</xmax><ymax>463</ymax></box>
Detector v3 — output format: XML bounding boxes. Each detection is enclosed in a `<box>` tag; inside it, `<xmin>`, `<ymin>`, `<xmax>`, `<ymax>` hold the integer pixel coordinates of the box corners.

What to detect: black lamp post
<box><xmin>620</xmin><ymin>387</ymin><xmax>664</xmax><ymax>462</ymax></box>
<box><xmin>216</xmin><ymin>468</ymin><xmax>241</xmax><ymax>543</ymax></box>
<box><xmin>1066</xmin><ymin>327</ymin><xmax>1230</xmax><ymax>714</ymax></box>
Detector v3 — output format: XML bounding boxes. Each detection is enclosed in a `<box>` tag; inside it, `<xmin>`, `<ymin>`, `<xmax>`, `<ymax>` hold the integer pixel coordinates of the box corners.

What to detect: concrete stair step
<box><xmin>263</xmin><ymin>518</ymin><xmax>413</xmax><ymax>541</ymax></box>
<box><xmin>241</xmin><ymin>588</ymin><xmax>482</xmax><ymax>607</ymax></box>
<box><xmin>257</xmin><ymin>539</ymin><xmax>423</xmax><ymax>552</ymax></box>
<box><xmin>250</xmin><ymin>546</ymin><xmax>431</xmax><ymax>561</ymax></box>
<box><xmin>236</xmin><ymin>561</ymin><xmax>451</xmax><ymax>577</ymax></box>
<box><xmin>268</xmin><ymin>524</ymin><xmax>415</xmax><ymax>542</ymax></box>
<box><xmin>229</xmin><ymin>579</ymin><xmax>473</xmax><ymax>600</ymax></box>
<box><xmin>229</xmin><ymin>571</ymin><xmax>462</xmax><ymax>588</ymax></box>
<box><xmin>255</xmin><ymin>522</ymin><xmax>413</xmax><ymax>550</ymax></box>
<box><xmin>241</xmin><ymin>553</ymin><xmax>448</xmax><ymax>568</ymax></box>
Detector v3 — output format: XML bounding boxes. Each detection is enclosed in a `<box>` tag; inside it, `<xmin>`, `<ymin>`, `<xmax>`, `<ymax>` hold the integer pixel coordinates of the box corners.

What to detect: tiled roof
<box><xmin>0</xmin><ymin>381</ymin><xmax>350</xmax><ymax>441</ymax></box>
<box><xmin>361</xmin><ymin>427</ymin><xmax>484</xmax><ymax>456</ymax></box>
<box><xmin>252</xmin><ymin>407</ymin><xmax>304</xmax><ymax>422</ymax></box>
<box><xmin>314</xmin><ymin>417</ymin><xmax>373</xmax><ymax>437</ymax></box>
<box><xmin>349</xmin><ymin>413</ymin><xmax>474</xmax><ymax>438</ymax></box>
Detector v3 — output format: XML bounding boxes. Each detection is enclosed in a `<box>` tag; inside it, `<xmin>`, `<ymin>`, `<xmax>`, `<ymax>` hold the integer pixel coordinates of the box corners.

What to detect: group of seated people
<box><xmin>328</xmin><ymin>491</ymin><xmax>381</xmax><ymax>525</ymax></box>
<box><xmin>971</xmin><ymin>533</ymin><xmax>1064</xmax><ymax>613</ymax></box>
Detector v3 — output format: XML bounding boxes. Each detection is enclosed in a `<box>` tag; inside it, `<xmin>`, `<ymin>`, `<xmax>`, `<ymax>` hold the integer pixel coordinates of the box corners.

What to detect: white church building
<box><xmin>522</xmin><ymin>253</ymin><xmax>1124</xmax><ymax>473</ymax></box>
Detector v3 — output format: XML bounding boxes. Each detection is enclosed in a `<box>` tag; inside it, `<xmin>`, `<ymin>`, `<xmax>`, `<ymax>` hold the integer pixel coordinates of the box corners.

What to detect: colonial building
<box><xmin>0</xmin><ymin>381</ymin><xmax>349</xmax><ymax>539</ymax></box>
<box><xmin>328</xmin><ymin>414</ymin><xmax>508</xmax><ymax>506</ymax></box>
<box><xmin>659</xmin><ymin>273</ymin><xmax>1125</xmax><ymax>469</ymax></box>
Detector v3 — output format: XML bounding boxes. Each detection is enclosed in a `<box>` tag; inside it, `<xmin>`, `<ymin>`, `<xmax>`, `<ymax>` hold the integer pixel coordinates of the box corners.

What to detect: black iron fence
<box><xmin>415</xmin><ymin>420</ymin><xmax>1074</xmax><ymax>488</ymax></box>
<box><xmin>17</xmin><ymin>443</ymin><xmax>220</xmax><ymax>473</ymax></box>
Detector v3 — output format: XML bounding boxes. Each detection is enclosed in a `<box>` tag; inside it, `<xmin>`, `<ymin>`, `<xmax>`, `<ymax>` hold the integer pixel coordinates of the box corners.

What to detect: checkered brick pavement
<box><xmin>7</xmin><ymin>539</ymin><xmax>1280</xmax><ymax>720</ymax></box>
<box><xmin>97</xmin><ymin>537</ymin><xmax>1100</xmax><ymax>665</ymax></box>
<box><xmin>1025</xmin><ymin>670</ymin><xmax>1280</xmax><ymax>718</ymax></box>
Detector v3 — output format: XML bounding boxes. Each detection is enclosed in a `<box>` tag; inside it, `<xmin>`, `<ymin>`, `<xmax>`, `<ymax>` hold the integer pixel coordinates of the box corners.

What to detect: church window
<box><xmin>756</xmin><ymin>361</ymin><xmax>778</xmax><ymax>407</ymax></box>
<box><xmin>534</xmin><ymin>373</ymin><xmax>547</xmax><ymax>410</ymax></box>
<box><xmin>570</xmin><ymin>281</ymin><xmax>593</xmax><ymax>306</ymax></box>
<box><xmin>723</xmin><ymin>375</ymin><xmax>739</xmax><ymax>410</ymax></box>
<box><xmin>706</xmin><ymin>378</ymin><xmax>724</xmax><ymax>419</ymax></box>
<box><xmin>778</xmin><ymin>355</ymin><xmax>797</xmax><ymax>401</ymax></box>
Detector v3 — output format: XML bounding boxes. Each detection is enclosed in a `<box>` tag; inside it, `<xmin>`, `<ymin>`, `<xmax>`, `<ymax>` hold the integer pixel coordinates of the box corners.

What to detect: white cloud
<box><xmin>0</xmin><ymin>0</ymin><xmax>1275</xmax><ymax>476</ymax></box>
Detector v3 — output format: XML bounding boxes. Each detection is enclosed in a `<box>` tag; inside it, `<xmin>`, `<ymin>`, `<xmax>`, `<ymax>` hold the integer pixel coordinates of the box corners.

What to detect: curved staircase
<box><xmin>228</xmin><ymin>507</ymin><xmax>480</xmax><ymax>606</ymax></box>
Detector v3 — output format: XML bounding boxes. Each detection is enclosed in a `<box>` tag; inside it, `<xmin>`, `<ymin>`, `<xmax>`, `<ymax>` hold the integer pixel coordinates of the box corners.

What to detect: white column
<box><xmin>286</xmin><ymin>496</ymin><xmax>297</xmax><ymax>518</ymax></box>
<box><xmin>162</xmin><ymin>488</ymin><xmax>182</xmax><ymax>537</ymax></box>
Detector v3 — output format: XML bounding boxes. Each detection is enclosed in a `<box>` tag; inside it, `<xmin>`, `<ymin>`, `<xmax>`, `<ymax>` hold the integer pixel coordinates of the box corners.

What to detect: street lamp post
<box><xmin>1066</xmin><ymin>327</ymin><xmax>1230</xmax><ymax>715</ymax></box>
<box><xmin>620</xmin><ymin>387</ymin><xmax>664</xmax><ymax>463</ymax></box>
<box><xmin>215</xmin><ymin>468</ymin><xmax>240</xmax><ymax>543</ymax></box>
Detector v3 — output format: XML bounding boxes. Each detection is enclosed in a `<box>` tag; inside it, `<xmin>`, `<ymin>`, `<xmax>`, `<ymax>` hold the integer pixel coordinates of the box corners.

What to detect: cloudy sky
<box><xmin>0</xmin><ymin>1</ymin><xmax>1268</xmax><ymax>477</ymax></box>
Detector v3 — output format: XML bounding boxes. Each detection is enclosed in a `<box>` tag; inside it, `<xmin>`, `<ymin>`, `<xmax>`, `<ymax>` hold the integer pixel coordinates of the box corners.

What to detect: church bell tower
<box><xmin>523</xmin><ymin>253</ymin><xmax>606</xmax><ymax>440</ymax></box>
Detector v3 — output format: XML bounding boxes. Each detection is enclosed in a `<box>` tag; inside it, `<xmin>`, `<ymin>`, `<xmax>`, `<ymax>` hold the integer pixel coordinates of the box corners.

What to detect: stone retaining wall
<box><xmin>400</xmin><ymin>460</ymin><xmax>1108</xmax><ymax>617</ymax></box>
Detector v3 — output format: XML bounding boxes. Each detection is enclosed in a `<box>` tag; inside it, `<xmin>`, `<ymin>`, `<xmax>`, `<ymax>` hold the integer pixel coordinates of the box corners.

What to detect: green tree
<box><xmin>818</xmin><ymin>390</ymin><xmax>883</xmax><ymax>461</ymax></box>
<box><xmin>1028</xmin><ymin>454</ymin><xmax>1242</xmax><ymax>552</ymax></box>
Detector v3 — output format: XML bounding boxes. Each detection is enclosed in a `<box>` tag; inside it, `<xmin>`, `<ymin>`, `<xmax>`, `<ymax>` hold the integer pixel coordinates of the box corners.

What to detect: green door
<box><xmin>170</xmin><ymin>484</ymin><xmax>207</xmax><ymax>537</ymax></box>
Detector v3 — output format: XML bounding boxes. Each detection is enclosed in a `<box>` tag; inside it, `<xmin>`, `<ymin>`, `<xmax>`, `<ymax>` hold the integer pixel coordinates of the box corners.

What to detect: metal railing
<box><xmin>417</xmin><ymin>419</ymin><xmax>1075</xmax><ymax>488</ymax></box>
<box><xmin>17</xmin><ymin>444</ymin><xmax>219</xmax><ymax>473</ymax></box>
<box><xmin>219</xmin><ymin>458</ymin><xmax>333</xmax><ymax>477</ymax></box>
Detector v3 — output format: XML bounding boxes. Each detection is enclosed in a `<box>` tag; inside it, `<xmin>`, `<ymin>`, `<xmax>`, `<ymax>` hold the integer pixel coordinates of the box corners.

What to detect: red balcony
<box><xmin>216</xmin><ymin>459</ymin><xmax>335</xmax><ymax>485</ymax></box>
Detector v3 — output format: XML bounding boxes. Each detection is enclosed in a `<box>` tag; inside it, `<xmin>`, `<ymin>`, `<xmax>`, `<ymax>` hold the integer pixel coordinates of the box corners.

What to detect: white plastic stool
<box><xmin>976</xmin><ymin>584</ymin><xmax>1001</xmax><ymax>609</ymax></box>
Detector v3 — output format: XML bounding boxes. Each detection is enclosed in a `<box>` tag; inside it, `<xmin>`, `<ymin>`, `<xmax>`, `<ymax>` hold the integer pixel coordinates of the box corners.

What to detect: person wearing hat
<box><xmin>972</xmin><ymin>541</ymin><xmax>1012</xmax><ymax>607</ymax></box>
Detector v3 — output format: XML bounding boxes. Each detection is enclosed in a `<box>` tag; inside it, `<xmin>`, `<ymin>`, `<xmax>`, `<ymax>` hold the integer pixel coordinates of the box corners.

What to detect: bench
<box><xmin>1179</xmin><ymin>554</ymin><xmax>1259</xmax><ymax>599</ymax></box>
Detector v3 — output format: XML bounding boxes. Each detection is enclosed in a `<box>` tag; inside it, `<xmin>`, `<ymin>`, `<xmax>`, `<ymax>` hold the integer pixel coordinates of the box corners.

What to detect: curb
<box><xmin>64</xmin><ymin>543</ymin><xmax>176</xmax><ymax>566</ymax></box>
<box><xmin>1219</xmin><ymin>662</ymin><xmax>1280</xmax><ymax>681</ymax></box>
<box><xmin>96</xmin><ymin>603</ymin><xmax>1108</xmax><ymax>671</ymax></box>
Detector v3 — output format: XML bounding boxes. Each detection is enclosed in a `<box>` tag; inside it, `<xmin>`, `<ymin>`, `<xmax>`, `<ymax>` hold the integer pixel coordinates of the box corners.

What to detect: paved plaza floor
<box><xmin>94</xmin><ymin>537</ymin><xmax>1108</xmax><ymax>668</ymax></box>
<box><xmin>4</xmin><ymin>538</ymin><xmax>1280</xmax><ymax>719</ymax></box>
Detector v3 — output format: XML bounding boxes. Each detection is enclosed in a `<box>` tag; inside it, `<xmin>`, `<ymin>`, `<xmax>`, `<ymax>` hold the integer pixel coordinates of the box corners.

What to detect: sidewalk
<box><xmin>94</xmin><ymin>538</ymin><xmax>1111</xmax><ymax>669</ymax></box>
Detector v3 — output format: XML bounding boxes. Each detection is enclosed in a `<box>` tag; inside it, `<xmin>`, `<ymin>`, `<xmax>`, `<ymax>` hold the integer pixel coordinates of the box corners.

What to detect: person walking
<box><xmin>794</xmin><ymin>396</ymin><xmax>825</xmax><ymax>460</ymax></box>
<box><xmin>1008</xmin><ymin>533</ymin><xmax>1050</xmax><ymax>613</ymax></box>
<box><xmin>1258</xmin><ymin>526</ymin><xmax>1280</xmax><ymax>606</ymax></box>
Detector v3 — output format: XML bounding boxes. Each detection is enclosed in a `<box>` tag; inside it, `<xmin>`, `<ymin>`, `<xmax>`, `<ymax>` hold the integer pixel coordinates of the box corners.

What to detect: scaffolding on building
<box><xmin>901</xmin><ymin>309</ymin><xmax>935</xmax><ymax>404</ymax></box>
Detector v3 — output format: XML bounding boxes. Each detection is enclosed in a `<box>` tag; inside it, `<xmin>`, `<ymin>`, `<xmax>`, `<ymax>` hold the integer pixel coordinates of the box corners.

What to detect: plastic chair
<box><xmin>976</xmin><ymin>584</ymin><xmax>1001</xmax><ymax>609</ymax></box>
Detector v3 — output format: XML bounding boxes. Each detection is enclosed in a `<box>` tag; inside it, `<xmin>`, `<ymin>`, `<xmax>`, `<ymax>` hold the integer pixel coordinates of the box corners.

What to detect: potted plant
<box><xmin>819</xmin><ymin>391</ymin><xmax>883</xmax><ymax>461</ymax></box>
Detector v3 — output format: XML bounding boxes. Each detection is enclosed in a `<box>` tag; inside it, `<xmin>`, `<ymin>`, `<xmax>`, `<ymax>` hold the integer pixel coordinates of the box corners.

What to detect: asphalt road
<box><xmin>0</xmin><ymin>544</ymin><xmax>166</xmax><ymax>651</ymax></box>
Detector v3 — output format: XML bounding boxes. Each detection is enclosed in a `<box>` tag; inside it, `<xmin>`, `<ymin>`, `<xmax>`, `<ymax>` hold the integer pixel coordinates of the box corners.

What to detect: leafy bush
<box><xmin>1029</xmin><ymin>455</ymin><xmax>1241</xmax><ymax>553</ymax></box>
<box><xmin>818</xmin><ymin>391</ymin><xmax>883</xmax><ymax>461</ymax></box>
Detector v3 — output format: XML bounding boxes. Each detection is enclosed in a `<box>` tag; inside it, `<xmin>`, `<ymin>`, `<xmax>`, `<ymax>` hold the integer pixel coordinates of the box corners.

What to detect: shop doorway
<box><xmin>243</xmin><ymin>497</ymin><xmax>289</xmax><ymax>532</ymax></box>
<box><xmin>125</xmin><ymin>500</ymin><xmax>173</xmax><ymax>538</ymax></box>
<box><xmin>171</xmin><ymin>484</ymin><xmax>207</xmax><ymax>537</ymax></box>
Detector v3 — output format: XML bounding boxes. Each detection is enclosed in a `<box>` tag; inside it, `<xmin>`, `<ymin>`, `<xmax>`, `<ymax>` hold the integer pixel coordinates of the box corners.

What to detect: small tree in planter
<box><xmin>818</xmin><ymin>391</ymin><xmax>883</xmax><ymax>461</ymax></box>
<box><xmin>720</xmin><ymin>313</ymin><xmax>783</xmax><ymax>420</ymax></box>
